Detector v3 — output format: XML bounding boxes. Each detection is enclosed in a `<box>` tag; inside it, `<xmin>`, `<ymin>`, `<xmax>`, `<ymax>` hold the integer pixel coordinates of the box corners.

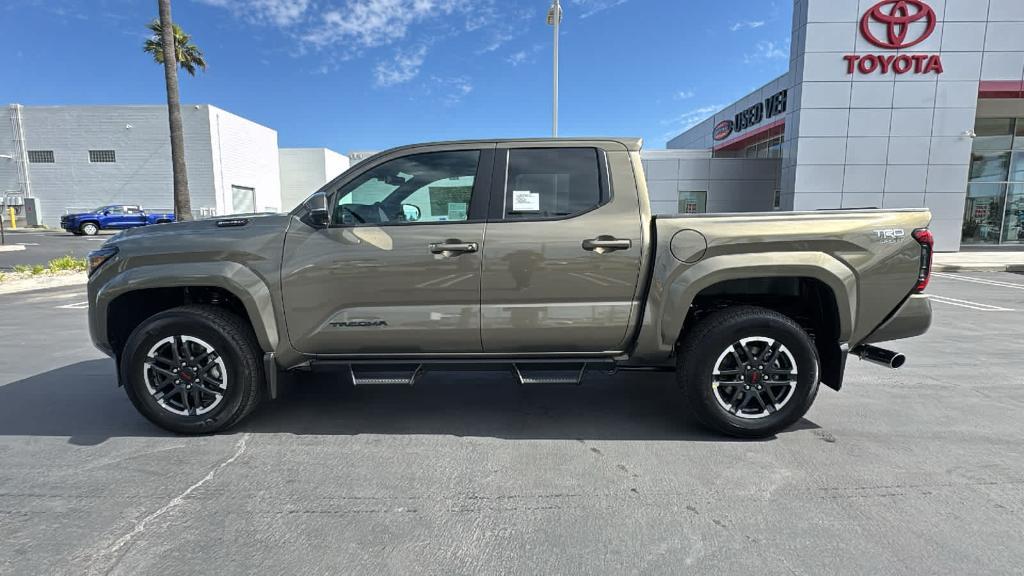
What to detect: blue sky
<box><xmin>1</xmin><ymin>0</ymin><xmax>792</xmax><ymax>152</ymax></box>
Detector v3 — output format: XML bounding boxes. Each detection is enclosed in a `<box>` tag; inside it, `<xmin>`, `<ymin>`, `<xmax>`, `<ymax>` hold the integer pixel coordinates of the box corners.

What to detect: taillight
<box><xmin>912</xmin><ymin>228</ymin><xmax>933</xmax><ymax>293</ymax></box>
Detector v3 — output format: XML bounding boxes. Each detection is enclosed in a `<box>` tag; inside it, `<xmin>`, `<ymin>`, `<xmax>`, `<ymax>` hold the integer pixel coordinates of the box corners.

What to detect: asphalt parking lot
<box><xmin>1</xmin><ymin>273</ymin><xmax>1022</xmax><ymax>575</ymax></box>
<box><xmin>0</xmin><ymin>229</ymin><xmax>114</xmax><ymax>269</ymax></box>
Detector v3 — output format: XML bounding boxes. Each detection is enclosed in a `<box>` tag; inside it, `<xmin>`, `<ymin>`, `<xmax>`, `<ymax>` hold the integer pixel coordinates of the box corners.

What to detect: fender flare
<box><xmin>95</xmin><ymin>261</ymin><xmax>280</xmax><ymax>354</ymax></box>
<box><xmin>658</xmin><ymin>252</ymin><xmax>857</xmax><ymax>351</ymax></box>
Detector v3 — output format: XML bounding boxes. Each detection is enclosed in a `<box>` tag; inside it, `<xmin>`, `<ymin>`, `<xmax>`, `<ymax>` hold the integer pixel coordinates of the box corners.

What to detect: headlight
<box><xmin>87</xmin><ymin>246</ymin><xmax>118</xmax><ymax>276</ymax></box>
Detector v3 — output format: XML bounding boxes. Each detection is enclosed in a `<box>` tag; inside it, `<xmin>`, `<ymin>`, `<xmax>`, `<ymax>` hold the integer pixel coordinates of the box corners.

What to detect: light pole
<box><xmin>546</xmin><ymin>0</ymin><xmax>563</xmax><ymax>138</ymax></box>
<box><xmin>0</xmin><ymin>155</ymin><xmax>10</xmax><ymax>244</ymax></box>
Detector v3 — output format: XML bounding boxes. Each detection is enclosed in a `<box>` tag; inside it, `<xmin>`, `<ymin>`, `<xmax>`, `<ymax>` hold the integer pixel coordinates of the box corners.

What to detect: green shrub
<box><xmin>30</xmin><ymin>264</ymin><xmax>45</xmax><ymax>275</ymax></box>
<box><xmin>12</xmin><ymin>264</ymin><xmax>31</xmax><ymax>274</ymax></box>
<box><xmin>48</xmin><ymin>254</ymin><xmax>88</xmax><ymax>273</ymax></box>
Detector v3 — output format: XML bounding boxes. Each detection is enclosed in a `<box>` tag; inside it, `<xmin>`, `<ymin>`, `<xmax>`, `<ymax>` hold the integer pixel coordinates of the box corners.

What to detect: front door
<box><xmin>281</xmin><ymin>146</ymin><xmax>493</xmax><ymax>355</ymax></box>
<box><xmin>480</xmin><ymin>145</ymin><xmax>644</xmax><ymax>353</ymax></box>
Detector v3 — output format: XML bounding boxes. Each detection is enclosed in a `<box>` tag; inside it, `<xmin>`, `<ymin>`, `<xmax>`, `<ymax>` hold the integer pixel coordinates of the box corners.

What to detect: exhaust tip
<box><xmin>852</xmin><ymin>345</ymin><xmax>905</xmax><ymax>369</ymax></box>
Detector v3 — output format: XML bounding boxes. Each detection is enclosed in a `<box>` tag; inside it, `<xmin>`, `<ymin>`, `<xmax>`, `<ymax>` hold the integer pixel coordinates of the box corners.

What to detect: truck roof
<box><xmin>347</xmin><ymin>137</ymin><xmax>643</xmax><ymax>171</ymax></box>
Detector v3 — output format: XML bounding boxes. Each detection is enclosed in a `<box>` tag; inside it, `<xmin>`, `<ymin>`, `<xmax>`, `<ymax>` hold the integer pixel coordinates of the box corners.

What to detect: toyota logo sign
<box><xmin>860</xmin><ymin>0</ymin><xmax>936</xmax><ymax>50</ymax></box>
<box><xmin>843</xmin><ymin>0</ymin><xmax>943</xmax><ymax>76</ymax></box>
<box><xmin>713</xmin><ymin>120</ymin><xmax>734</xmax><ymax>142</ymax></box>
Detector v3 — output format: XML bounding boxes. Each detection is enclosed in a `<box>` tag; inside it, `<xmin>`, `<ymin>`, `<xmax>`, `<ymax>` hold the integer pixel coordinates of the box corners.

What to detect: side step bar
<box><xmin>342</xmin><ymin>360</ymin><xmax>614</xmax><ymax>386</ymax></box>
<box><xmin>513</xmin><ymin>363</ymin><xmax>588</xmax><ymax>386</ymax></box>
<box><xmin>349</xmin><ymin>365</ymin><xmax>423</xmax><ymax>386</ymax></box>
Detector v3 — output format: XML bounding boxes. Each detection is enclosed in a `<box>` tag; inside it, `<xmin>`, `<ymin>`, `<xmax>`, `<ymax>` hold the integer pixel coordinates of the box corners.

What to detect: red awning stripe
<box><xmin>979</xmin><ymin>80</ymin><xmax>1024</xmax><ymax>99</ymax></box>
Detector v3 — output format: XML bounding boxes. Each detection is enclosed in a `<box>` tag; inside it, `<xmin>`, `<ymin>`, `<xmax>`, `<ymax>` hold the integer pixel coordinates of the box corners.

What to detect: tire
<box><xmin>120</xmin><ymin>305</ymin><xmax>264</xmax><ymax>434</ymax></box>
<box><xmin>677</xmin><ymin>306</ymin><xmax>819</xmax><ymax>439</ymax></box>
<box><xmin>80</xmin><ymin>222</ymin><xmax>99</xmax><ymax>236</ymax></box>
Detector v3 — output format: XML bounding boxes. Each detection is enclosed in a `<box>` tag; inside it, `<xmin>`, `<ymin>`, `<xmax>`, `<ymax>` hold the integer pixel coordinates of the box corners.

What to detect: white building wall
<box><xmin>667</xmin><ymin>0</ymin><xmax>1024</xmax><ymax>251</ymax></box>
<box><xmin>2</xmin><ymin>105</ymin><xmax>216</xmax><ymax>225</ymax></box>
<box><xmin>1</xmin><ymin>104</ymin><xmax>281</xmax><ymax>225</ymax></box>
<box><xmin>208</xmin><ymin>106</ymin><xmax>281</xmax><ymax>214</ymax></box>
<box><xmin>279</xmin><ymin>148</ymin><xmax>350</xmax><ymax>211</ymax></box>
<box><xmin>787</xmin><ymin>0</ymin><xmax>1024</xmax><ymax>251</ymax></box>
<box><xmin>642</xmin><ymin>150</ymin><xmax>779</xmax><ymax>214</ymax></box>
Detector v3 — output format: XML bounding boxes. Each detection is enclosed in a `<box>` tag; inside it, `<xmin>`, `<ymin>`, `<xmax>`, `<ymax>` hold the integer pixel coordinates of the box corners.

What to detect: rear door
<box><xmin>123</xmin><ymin>206</ymin><xmax>147</xmax><ymax>227</ymax></box>
<box><xmin>480</xmin><ymin>144</ymin><xmax>644</xmax><ymax>353</ymax></box>
<box><xmin>281</xmin><ymin>145</ymin><xmax>494</xmax><ymax>355</ymax></box>
<box><xmin>103</xmin><ymin>205</ymin><xmax>127</xmax><ymax>228</ymax></box>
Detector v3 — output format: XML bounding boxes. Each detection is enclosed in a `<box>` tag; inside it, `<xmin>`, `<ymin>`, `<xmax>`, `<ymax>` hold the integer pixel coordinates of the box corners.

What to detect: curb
<box><xmin>933</xmin><ymin>264</ymin><xmax>1024</xmax><ymax>273</ymax></box>
<box><xmin>0</xmin><ymin>272</ymin><xmax>87</xmax><ymax>296</ymax></box>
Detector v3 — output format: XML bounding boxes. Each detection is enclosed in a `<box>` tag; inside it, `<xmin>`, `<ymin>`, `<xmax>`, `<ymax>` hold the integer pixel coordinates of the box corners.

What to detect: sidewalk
<box><xmin>934</xmin><ymin>252</ymin><xmax>1024</xmax><ymax>272</ymax></box>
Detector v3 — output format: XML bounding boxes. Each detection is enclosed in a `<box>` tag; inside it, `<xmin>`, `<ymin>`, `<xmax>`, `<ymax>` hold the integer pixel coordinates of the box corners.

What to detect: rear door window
<box><xmin>504</xmin><ymin>148</ymin><xmax>603</xmax><ymax>219</ymax></box>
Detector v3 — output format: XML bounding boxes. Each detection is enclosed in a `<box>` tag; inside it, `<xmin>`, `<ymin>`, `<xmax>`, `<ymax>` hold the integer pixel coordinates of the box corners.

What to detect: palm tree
<box><xmin>143</xmin><ymin>2</ymin><xmax>207</xmax><ymax>222</ymax></box>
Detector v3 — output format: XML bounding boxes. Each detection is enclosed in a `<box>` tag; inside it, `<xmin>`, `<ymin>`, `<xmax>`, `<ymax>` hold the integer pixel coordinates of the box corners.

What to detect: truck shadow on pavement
<box><xmin>0</xmin><ymin>360</ymin><xmax>819</xmax><ymax>445</ymax></box>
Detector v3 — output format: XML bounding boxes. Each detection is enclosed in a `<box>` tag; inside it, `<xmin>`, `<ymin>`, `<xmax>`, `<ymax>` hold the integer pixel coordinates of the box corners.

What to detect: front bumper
<box><xmin>861</xmin><ymin>294</ymin><xmax>932</xmax><ymax>344</ymax></box>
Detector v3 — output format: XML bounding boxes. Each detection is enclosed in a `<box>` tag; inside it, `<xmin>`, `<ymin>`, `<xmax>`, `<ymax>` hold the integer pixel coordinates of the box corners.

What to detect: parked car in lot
<box><xmin>86</xmin><ymin>138</ymin><xmax>933</xmax><ymax>438</ymax></box>
<box><xmin>61</xmin><ymin>205</ymin><xmax>174</xmax><ymax>236</ymax></box>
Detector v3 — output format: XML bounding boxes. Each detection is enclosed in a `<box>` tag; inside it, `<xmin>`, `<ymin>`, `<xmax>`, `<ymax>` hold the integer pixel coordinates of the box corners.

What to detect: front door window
<box><xmin>334</xmin><ymin>150</ymin><xmax>479</xmax><ymax>225</ymax></box>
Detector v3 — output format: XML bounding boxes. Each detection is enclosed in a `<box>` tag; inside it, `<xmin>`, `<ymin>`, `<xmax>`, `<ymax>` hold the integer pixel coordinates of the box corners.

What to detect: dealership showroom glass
<box><xmin>654</xmin><ymin>0</ymin><xmax>1024</xmax><ymax>251</ymax></box>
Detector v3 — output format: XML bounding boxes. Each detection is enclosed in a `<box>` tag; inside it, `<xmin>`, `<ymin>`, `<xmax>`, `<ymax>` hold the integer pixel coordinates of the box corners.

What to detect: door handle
<box><xmin>429</xmin><ymin>240</ymin><xmax>479</xmax><ymax>256</ymax></box>
<box><xmin>582</xmin><ymin>236</ymin><xmax>632</xmax><ymax>254</ymax></box>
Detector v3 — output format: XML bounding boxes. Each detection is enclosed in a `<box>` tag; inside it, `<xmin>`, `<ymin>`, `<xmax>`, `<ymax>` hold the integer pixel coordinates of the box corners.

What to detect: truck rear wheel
<box><xmin>677</xmin><ymin>306</ymin><xmax>819</xmax><ymax>439</ymax></box>
<box><xmin>120</xmin><ymin>305</ymin><xmax>263</xmax><ymax>434</ymax></box>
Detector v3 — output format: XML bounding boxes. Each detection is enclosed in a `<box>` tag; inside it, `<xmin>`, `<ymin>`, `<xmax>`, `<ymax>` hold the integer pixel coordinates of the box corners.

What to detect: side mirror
<box><xmin>302</xmin><ymin>192</ymin><xmax>330</xmax><ymax>228</ymax></box>
<box><xmin>402</xmin><ymin>204</ymin><xmax>421</xmax><ymax>222</ymax></box>
<box><xmin>102</xmin><ymin>210</ymin><xmax>110</xmax><ymax>216</ymax></box>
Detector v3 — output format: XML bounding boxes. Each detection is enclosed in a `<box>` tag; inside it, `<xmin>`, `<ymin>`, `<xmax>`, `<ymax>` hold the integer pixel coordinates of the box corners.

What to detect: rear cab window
<box><xmin>502</xmin><ymin>148</ymin><xmax>606</xmax><ymax>220</ymax></box>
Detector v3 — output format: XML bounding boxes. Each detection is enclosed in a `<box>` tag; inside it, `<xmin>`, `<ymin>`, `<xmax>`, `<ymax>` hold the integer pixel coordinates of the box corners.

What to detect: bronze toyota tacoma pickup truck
<box><xmin>87</xmin><ymin>138</ymin><xmax>933</xmax><ymax>438</ymax></box>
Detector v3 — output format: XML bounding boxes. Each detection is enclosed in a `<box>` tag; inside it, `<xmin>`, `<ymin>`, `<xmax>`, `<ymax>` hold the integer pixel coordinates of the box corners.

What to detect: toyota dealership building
<box><xmin>657</xmin><ymin>0</ymin><xmax>1024</xmax><ymax>251</ymax></box>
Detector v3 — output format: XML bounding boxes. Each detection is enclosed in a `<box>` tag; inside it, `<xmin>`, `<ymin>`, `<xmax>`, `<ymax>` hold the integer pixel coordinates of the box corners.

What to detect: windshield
<box><xmin>92</xmin><ymin>205</ymin><xmax>111</xmax><ymax>213</ymax></box>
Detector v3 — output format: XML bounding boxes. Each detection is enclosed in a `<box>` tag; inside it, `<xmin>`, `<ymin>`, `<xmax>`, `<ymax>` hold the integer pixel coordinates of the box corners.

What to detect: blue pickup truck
<box><xmin>61</xmin><ymin>205</ymin><xmax>175</xmax><ymax>236</ymax></box>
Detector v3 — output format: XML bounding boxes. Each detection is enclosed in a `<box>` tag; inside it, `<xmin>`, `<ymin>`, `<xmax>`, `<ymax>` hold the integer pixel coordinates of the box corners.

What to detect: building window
<box><xmin>231</xmin><ymin>185</ymin><xmax>256</xmax><ymax>214</ymax></box>
<box><xmin>963</xmin><ymin>117</ymin><xmax>1024</xmax><ymax>245</ymax></box>
<box><xmin>89</xmin><ymin>150</ymin><xmax>116</xmax><ymax>163</ymax></box>
<box><xmin>27</xmin><ymin>150</ymin><xmax>54</xmax><ymax>163</ymax></box>
<box><xmin>678</xmin><ymin>191</ymin><xmax>707</xmax><ymax>214</ymax></box>
<box><xmin>743</xmin><ymin>135</ymin><xmax>784</xmax><ymax>159</ymax></box>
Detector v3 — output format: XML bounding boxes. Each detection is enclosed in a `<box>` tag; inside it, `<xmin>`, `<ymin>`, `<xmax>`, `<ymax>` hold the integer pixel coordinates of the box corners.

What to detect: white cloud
<box><xmin>663</xmin><ymin>104</ymin><xmax>724</xmax><ymax>137</ymax></box>
<box><xmin>303</xmin><ymin>0</ymin><xmax>463</xmax><ymax>50</ymax></box>
<box><xmin>374</xmin><ymin>45</ymin><xmax>428</xmax><ymax>86</ymax></box>
<box><xmin>730</xmin><ymin>20</ymin><xmax>765</xmax><ymax>32</ymax></box>
<box><xmin>507</xmin><ymin>51</ymin><xmax>528</xmax><ymax>66</ymax></box>
<box><xmin>675</xmin><ymin>89</ymin><xmax>695</xmax><ymax>100</ymax></box>
<box><xmin>196</xmin><ymin>0</ymin><xmax>311</xmax><ymax>27</ymax></box>
<box><xmin>439</xmin><ymin>76</ymin><xmax>474</xmax><ymax>105</ymax></box>
<box><xmin>744</xmin><ymin>40</ymin><xmax>789</xmax><ymax>63</ymax></box>
<box><xmin>569</xmin><ymin>0</ymin><xmax>629</xmax><ymax>19</ymax></box>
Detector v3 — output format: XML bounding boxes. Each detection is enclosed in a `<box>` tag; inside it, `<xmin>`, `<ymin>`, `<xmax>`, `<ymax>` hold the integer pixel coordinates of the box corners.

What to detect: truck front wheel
<box><xmin>677</xmin><ymin>306</ymin><xmax>819</xmax><ymax>439</ymax></box>
<box><xmin>80</xmin><ymin>222</ymin><xmax>99</xmax><ymax>236</ymax></box>
<box><xmin>120</xmin><ymin>305</ymin><xmax>263</xmax><ymax>434</ymax></box>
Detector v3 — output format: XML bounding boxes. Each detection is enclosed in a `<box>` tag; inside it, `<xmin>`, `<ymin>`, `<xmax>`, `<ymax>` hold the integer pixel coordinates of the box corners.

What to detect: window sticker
<box><xmin>511</xmin><ymin>190</ymin><xmax>540</xmax><ymax>212</ymax></box>
<box><xmin>447</xmin><ymin>202</ymin><xmax>468</xmax><ymax>220</ymax></box>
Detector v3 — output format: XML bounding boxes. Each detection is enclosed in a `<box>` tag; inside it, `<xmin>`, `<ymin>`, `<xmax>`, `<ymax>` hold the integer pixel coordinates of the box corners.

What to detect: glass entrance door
<box><xmin>962</xmin><ymin>118</ymin><xmax>1024</xmax><ymax>244</ymax></box>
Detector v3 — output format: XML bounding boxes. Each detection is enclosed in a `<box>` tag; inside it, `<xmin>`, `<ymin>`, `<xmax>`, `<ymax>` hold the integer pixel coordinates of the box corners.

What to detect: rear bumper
<box><xmin>861</xmin><ymin>294</ymin><xmax>932</xmax><ymax>345</ymax></box>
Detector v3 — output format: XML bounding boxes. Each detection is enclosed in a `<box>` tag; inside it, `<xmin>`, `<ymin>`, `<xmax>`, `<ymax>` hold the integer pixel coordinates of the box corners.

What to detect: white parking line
<box><xmin>56</xmin><ymin>301</ymin><xmax>89</xmax><ymax>309</ymax></box>
<box><xmin>932</xmin><ymin>272</ymin><xmax>1024</xmax><ymax>291</ymax></box>
<box><xmin>929</xmin><ymin>295</ymin><xmax>1015</xmax><ymax>312</ymax></box>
